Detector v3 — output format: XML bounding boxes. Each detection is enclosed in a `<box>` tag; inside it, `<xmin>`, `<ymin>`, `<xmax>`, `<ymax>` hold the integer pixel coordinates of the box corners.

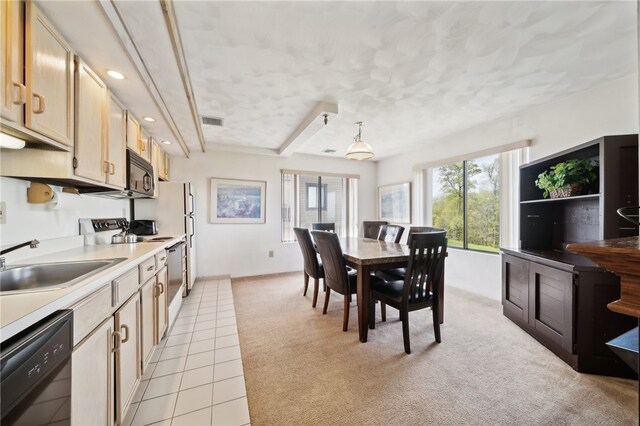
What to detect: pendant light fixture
<box><xmin>346</xmin><ymin>121</ymin><xmax>374</xmax><ymax>160</ymax></box>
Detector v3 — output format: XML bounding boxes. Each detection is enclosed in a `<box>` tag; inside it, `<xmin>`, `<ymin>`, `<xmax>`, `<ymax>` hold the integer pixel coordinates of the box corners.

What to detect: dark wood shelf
<box><xmin>520</xmin><ymin>194</ymin><xmax>600</xmax><ymax>204</ymax></box>
<box><xmin>503</xmin><ymin>134</ymin><xmax>639</xmax><ymax>379</ymax></box>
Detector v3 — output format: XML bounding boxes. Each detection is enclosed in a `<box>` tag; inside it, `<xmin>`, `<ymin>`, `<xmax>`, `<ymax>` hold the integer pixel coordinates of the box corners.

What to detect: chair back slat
<box><xmin>293</xmin><ymin>228</ymin><xmax>322</xmax><ymax>278</ymax></box>
<box><xmin>403</xmin><ymin>232</ymin><xmax>447</xmax><ymax>304</ymax></box>
<box><xmin>377</xmin><ymin>224</ymin><xmax>405</xmax><ymax>243</ymax></box>
<box><xmin>312</xmin><ymin>231</ymin><xmax>349</xmax><ymax>294</ymax></box>
<box><xmin>311</xmin><ymin>222</ymin><xmax>335</xmax><ymax>232</ymax></box>
<box><xmin>362</xmin><ymin>221</ymin><xmax>388</xmax><ymax>238</ymax></box>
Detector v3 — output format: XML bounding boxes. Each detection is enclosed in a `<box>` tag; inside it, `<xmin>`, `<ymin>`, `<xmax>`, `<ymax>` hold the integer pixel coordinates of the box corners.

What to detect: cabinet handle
<box><xmin>109</xmin><ymin>162</ymin><xmax>115</xmax><ymax>175</ymax></box>
<box><xmin>112</xmin><ymin>330</ymin><xmax>122</xmax><ymax>352</ymax></box>
<box><xmin>147</xmin><ymin>265</ymin><xmax>155</xmax><ymax>271</ymax></box>
<box><xmin>120</xmin><ymin>324</ymin><xmax>130</xmax><ymax>343</ymax></box>
<box><xmin>103</xmin><ymin>161</ymin><xmax>110</xmax><ymax>173</ymax></box>
<box><xmin>12</xmin><ymin>82</ymin><xmax>26</xmax><ymax>105</ymax></box>
<box><xmin>32</xmin><ymin>93</ymin><xmax>45</xmax><ymax>114</ymax></box>
<box><xmin>160</xmin><ymin>256</ymin><xmax>166</xmax><ymax>262</ymax></box>
<box><xmin>158</xmin><ymin>282</ymin><xmax>164</xmax><ymax>294</ymax></box>
<box><xmin>140</xmin><ymin>140</ymin><xmax>146</xmax><ymax>151</ymax></box>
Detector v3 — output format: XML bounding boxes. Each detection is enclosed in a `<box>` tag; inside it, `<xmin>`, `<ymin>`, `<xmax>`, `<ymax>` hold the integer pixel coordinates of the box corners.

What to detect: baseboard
<box><xmin>231</xmin><ymin>271</ymin><xmax>302</xmax><ymax>282</ymax></box>
<box><xmin>196</xmin><ymin>274</ymin><xmax>231</xmax><ymax>281</ymax></box>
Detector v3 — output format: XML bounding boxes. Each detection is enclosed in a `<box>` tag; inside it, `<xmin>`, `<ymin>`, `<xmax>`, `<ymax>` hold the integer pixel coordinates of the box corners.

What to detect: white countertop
<box><xmin>0</xmin><ymin>235</ymin><xmax>185</xmax><ymax>342</ymax></box>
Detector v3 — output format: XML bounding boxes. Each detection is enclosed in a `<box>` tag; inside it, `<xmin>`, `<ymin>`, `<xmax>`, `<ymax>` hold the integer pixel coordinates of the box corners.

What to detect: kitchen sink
<box><xmin>0</xmin><ymin>258</ymin><xmax>127</xmax><ymax>294</ymax></box>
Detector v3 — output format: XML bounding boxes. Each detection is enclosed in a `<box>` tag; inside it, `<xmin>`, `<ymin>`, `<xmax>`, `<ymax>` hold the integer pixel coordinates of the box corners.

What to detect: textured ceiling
<box><xmin>173</xmin><ymin>0</ymin><xmax>637</xmax><ymax>159</ymax></box>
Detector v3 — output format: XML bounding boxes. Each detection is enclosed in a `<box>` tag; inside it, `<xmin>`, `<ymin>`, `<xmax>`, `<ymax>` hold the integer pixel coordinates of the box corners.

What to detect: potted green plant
<box><xmin>535</xmin><ymin>159</ymin><xmax>599</xmax><ymax>198</ymax></box>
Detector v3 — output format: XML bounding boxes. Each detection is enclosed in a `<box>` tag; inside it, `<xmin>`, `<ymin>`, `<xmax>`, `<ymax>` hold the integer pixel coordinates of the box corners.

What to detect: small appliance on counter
<box><xmin>129</xmin><ymin>220</ymin><xmax>158</xmax><ymax>236</ymax></box>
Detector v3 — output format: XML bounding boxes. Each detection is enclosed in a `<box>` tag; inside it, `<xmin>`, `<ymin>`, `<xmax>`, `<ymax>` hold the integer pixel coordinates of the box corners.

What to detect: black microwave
<box><xmin>127</xmin><ymin>150</ymin><xmax>154</xmax><ymax>197</ymax></box>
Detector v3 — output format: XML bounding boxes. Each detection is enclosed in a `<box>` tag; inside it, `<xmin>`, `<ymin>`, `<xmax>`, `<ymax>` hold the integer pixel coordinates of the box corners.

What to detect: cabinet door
<box><xmin>126</xmin><ymin>112</ymin><xmax>140</xmax><ymax>153</ymax></box>
<box><xmin>154</xmin><ymin>141</ymin><xmax>164</xmax><ymax>180</ymax></box>
<box><xmin>25</xmin><ymin>2</ymin><xmax>74</xmax><ymax>146</ymax></box>
<box><xmin>164</xmin><ymin>151</ymin><xmax>170</xmax><ymax>180</ymax></box>
<box><xmin>107</xmin><ymin>93</ymin><xmax>127</xmax><ymax>188</ymax></box>
<box><xmin>529</xmin><ymin>262</ymin><xmax>574</xmax><ymax>352</ymax></box>
<box><xmin>74</xmin><ymin>57</ymin><xmax>106</xmax><ymax>183</ymax></box>
<box><xmin>0</xmin><ymin>0</ymin><xmax>24</xmax><ymax>123</ymax></box>
<box><xmin>502</xmin><ymin>254</ymin><xmax>529</xmax><ymax>328</ymax></box>
<box><xmin>114</xmin><ymin>294</ymin><xmax>141</xmax><ymax>424</ymax></box>
<box><xmin>71</xmin><ymin>317</ymin><xmax>114</xmax><ymax>426</ymax></box>
<box><xmin>139</xmin><ymin>127</ymin><xmax>151</xmax><ymax>163</ymax></box>
<box><xmin>155</xmin><ymin>266</ymin><xmax>168</xmax><ymax>344</ymax></box>
<box><xmin>140</xmin><ymin>278</ymin><xmax>155</xmax><ymax>372</ymax></box>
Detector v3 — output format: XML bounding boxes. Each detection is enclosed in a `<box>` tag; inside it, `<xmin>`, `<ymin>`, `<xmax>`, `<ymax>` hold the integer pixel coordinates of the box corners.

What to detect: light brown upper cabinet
<box><xmin>107</xmin><ymin>93</ymin><xmax>127</xmax><ymax>188</ymax></box>
<box><xmin>126</xmin><ymin>112</ymin><xmax>140</xmax><ymax>153</ymax></box>
<box><xmin>126</xmin><ymin>113</ymin><xmax>152</xmax><ymax>164</ymax></box>
<box><xmin>139</xmin><ymin>126</ymin><xmax>151</xmax><ymax>163</ymax></box>
<box><xmin>25</xmin><ymin>2</ymin><xmax>74</xmax><ymax>147</ymax></box>
<box><xmin>153</xmin><ymin>140</ymin><xmax>170</xmax><ymax>182</ymax></box>
<box><xmin>74</xmin><ymin>57</ymin><xmax>107</xmax><ymax>184</ymax></box>
<box><xmin>1</xmin><ymin>0</ymin><xmax>24</xmax><ymax>124</ymax></box>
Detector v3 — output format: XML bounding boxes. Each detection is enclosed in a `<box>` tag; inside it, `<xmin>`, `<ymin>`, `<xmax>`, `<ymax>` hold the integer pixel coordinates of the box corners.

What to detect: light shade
<box><xmin>346</xmin><ymin>140</ymin><xmax>374</xmax><ymax>160</ymax></box>
<box><xmin>346</xmin><ymin>121</ymin><xmax>374</xmax><ymax>160</ymax></box>
<box><xmin>0</xmin><ymin>133</ymin><xmax>26</xmax><ymax>149</ymax></box>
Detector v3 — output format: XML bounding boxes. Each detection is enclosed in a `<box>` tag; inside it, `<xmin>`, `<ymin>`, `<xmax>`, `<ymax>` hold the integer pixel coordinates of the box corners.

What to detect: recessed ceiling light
<box><xmin>106</xmin><ymin>70</ymin><xmax>125</xmax><ymax>80</ymax></box>
<box><xmin>161</xmin><ymin>140</ymin><xmax>172</xmax><ymax>145</ymax></box>
<box><xmin>142</xmin><ymin>117</ymin><xmax>156</xmax><ymax>122</ymax></box>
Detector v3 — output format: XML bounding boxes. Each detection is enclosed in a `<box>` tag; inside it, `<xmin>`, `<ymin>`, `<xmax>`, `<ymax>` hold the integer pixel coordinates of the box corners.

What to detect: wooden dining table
<box><xmin>340</xmin><ymin>237</ymin><xmax>445</xmax><ymax>343</ymax></box>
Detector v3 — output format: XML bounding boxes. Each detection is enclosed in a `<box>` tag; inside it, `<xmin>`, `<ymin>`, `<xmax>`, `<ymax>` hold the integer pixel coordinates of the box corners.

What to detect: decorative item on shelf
<box><xmin>346</xmin><ymin>121</ymin><xmax>374</xmax><ymax>161</ymax></box>
<box><xmin>617</xmin><ymin>206</ymin><xmax>639</xmax><ymax>226</ymax></box>
<box><xmin>534</xmin><ymin>158</ymin><xmax>599</xmax><ymax>199</ymax></box>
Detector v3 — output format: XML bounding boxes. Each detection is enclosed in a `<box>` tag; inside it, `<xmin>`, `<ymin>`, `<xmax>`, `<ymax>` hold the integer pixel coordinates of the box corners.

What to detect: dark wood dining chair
<box><xmin>312</xmin><ymin>230</ymin><xmax>384</xmax><ymax>331</ymax></box>
<box><xmin>377</xmin><ymin>224</ymin><xmax>404</xmax><ymax>243</ymax></box>
<box><xmin>378</xmin><ymin>227</ymin><xmax>445</xmax><ymax>280</ymax></box>
<box><xmin>311</xmin><ymin>222</ymin><xmax>335</xmax><ymax>232</ymax></box>
<box><xmin>369</xmin><ymin>232</ymin><xmax>448</xmax><ymax>354</ymax></box>
<box><xmin>293</xmin><ymin>228</ymin><xmax>324</xmax><ymax>307</ymax></box>
<box><xmin>362</xmin><ymin>221</ymin><xmax>388</xmax><ymax>239</ymax></box>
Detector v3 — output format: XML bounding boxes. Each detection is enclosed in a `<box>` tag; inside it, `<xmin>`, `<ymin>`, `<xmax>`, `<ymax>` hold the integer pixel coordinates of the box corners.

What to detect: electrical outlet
<box><xmin>268</xmin><ymin>250</ymin><xmax>274</xmax><ymax>258</ymax></box>
<box><xmin>0</xmin><ymin>202</ymin><xmax>5</xmax><ymax>224</ymax></box>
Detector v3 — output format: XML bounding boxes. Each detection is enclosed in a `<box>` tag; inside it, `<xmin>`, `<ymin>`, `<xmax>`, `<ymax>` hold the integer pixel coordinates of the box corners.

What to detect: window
<box><xmin>306</xmin><ymin>183</ymin><xmax>327</xmax><ymax>210</ymax></box>
<box><xmin>281</xmin><ymin>171</ymin><xmax>358</xmax><ymax>242</ymax></box>
<box><xmin>431</xmin><ymin>154</ymin><xmax>500</xmax><ymax>252</ymax></box>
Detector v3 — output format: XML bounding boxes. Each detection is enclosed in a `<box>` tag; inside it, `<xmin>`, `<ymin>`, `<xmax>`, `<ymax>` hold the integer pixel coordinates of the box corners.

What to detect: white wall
<box><xmin>0</xmin><ymin>177</ymin><xmax>129</xmax><ymax>246</ymax></box>
<box><xmin>170</xmin><ymin>150</ymin><xmax>377</xmax><ymax>278</ymax></box>
<box><xmin>377</xmin><ymin>73</ymin><xmax>639</xmax><ymax>300</ymax></box>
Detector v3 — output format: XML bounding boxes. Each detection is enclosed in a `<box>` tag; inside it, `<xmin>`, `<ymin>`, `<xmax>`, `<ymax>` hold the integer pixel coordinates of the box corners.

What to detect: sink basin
<box><xmin>1</xmin><ymin>258</ymin><xmax>127</xmax><ymax>294</ymax></box>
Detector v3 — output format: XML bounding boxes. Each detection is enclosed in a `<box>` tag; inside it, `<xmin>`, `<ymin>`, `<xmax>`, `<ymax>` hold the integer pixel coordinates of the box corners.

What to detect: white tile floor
<box><xmin>124</xmin><ymin>279</ymin><xmax>251</xmax><ymax>426</ymax></box>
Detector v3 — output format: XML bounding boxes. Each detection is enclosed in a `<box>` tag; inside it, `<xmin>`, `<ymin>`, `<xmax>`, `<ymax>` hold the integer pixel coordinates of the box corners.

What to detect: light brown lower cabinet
<box><xmin>71</xmin><ymin>317</ymin><xmax>114</xmax><ymax>426</ymax></box>
<box><xmin>114</xmin><ymin>293</ymin><xmax>141</xmax><ymax>424</ymax></box>
<box><xmin>155</xmin><ymin>266</ymin><xmax>169</xmax><ymax>344</ymax></box>
<box><xmin>140</xmin><ymin>277</ymin><xmax>155</xmax><ymax>372</ymax></box>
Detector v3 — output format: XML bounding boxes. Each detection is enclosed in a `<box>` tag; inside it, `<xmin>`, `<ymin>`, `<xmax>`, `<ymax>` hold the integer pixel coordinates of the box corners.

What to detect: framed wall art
<box><xmin>378</xmin><ymin>182</ymin><xmax>411</xmax><ymax>223</ymax></box>
<box><xmin>209</xmin><ymin>178</ymin><xmax>266</xmax><ymax>224</ymax></box>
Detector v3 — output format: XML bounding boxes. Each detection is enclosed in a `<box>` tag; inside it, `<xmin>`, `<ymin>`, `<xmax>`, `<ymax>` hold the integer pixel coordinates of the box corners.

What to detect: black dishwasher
<box><xmin>167</xmin><ymin>240</ymin><xmax>186</xmax><ymax>303</ymax></box>
<box><xmin>1</xmin><ymin>310</ymin><xmax>73</xmax><ymax>425</ymax></box>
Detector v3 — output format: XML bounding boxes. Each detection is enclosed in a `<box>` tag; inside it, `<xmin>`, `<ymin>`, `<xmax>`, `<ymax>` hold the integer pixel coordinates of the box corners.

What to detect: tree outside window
<box><xmin>431</xmin><ymin>154</ymin><xmax>500</xmax><ymax>253</ymax></box>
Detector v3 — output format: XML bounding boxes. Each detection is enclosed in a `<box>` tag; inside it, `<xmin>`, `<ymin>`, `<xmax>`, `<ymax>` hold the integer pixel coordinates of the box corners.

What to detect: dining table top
<box><xmin>339</xmin><ymin>237</ymin><xmax>410</xmax><ymax>266</ymax></box>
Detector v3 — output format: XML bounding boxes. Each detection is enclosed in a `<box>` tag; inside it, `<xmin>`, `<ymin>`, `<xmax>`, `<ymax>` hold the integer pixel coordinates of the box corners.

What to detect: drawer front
<box><xmin>155</xmin><ymin>251</ymin><xmax>168</xmax><ymax>270</ymax></box>
<box><xmin>139</xmin><ymin>257</ymin><xmax>157</xmax><ymax>284</ymax></box>
<box><xmin>71</xmin><ymin>284</ymin><xmax>113</xmax><ymax>345</ymax></box>
<box><xmin>112</xmin><ymin>268</ymin><xmax>139</xmax><ymax>307</ymax></box>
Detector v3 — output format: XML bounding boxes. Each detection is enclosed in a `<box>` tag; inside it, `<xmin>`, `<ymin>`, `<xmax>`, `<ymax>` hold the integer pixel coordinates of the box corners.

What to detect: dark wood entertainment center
<box><xmin>502</xmin><ymin>134</ymin><xmax>639</xmax><ymax>378</ymax></box>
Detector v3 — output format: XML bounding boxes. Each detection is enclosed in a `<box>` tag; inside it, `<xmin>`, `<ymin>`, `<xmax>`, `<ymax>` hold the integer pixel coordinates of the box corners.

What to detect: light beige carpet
<box><xmin>232</xmin><ymin>273</ymin><xmax>638</xmax><ymax>425</ymax></box>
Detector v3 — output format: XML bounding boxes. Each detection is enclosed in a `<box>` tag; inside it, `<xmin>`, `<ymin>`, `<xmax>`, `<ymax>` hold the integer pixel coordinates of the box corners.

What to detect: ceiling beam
<box><xmin>160</xmin><ymin>0</ymin><xmax>206</xmax><ymax>153</ymax></box>
<box><xmin>278</xmin><ymin>101</ymin><xmax>339</xmax><ymax>157</ymax></box>
<box><xmin>98</xmin><ymin>0</ymin><xmax>191</xmax><ymax>158</ymax></box>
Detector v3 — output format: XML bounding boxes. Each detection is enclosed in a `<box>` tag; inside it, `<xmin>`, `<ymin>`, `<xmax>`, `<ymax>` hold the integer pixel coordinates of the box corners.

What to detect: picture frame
<box><xmin>209</xmin><ymin>178</ymin><xmax>266</xmax><ymax>224</ymax></box>
<box><xmin>378</xmin><ymin>182</ymin><xmax>411</xmax><ymax>223</ymax></box>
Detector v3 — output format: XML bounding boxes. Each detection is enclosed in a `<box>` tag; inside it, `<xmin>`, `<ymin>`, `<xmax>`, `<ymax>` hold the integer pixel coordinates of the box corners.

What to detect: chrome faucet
<box><xmin>0</xmin><ymin>239</ymin><xmax>40</xmax><ymax>271</ymax></box>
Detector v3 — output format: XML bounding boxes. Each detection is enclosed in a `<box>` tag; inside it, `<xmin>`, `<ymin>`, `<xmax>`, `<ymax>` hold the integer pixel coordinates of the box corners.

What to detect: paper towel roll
<box><xmin>48</xmin><ymin>190</ymin><xmax>81</xmax><ymax>210</ymax></box>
